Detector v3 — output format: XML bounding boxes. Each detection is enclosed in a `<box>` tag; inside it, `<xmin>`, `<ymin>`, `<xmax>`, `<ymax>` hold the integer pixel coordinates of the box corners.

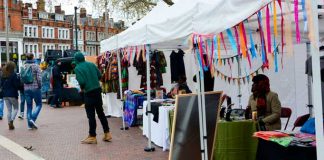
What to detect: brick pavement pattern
<box><xmin>0</xmin><ymin>104</ymin><xmax>168</xmax><ymax>160</ymax></box>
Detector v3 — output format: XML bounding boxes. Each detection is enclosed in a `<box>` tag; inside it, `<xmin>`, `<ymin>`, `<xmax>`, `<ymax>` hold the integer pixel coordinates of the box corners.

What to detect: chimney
<box><xmin>36</xmin><ymin>0</ymin><xmax>45</xmax><ymax>11</ymax></box>
<box><xmin>55</xmin><ymin>5</ymin><xmax>62</xmax><ymax>14</ymax></box>
<box><xmin>25</xmin><ymin>3</ymin><xmax>33</xmax><ymax>8</ymax></box>
<box><xmin>80</xmin><ymin>8</ymin><xmax>87</xmax><ymax>18</ymax></box>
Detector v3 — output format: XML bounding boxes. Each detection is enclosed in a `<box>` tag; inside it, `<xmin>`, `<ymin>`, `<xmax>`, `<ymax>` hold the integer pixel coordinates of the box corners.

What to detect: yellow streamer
<box><xmin>239</xmin><ymin>23</ymin><xmax>247</xmax><ymax>58</ymax></box>
<box><xmin>217</xmin><ymin>35</ymin><xmax>221</xmax><ymax>66</ymax></box>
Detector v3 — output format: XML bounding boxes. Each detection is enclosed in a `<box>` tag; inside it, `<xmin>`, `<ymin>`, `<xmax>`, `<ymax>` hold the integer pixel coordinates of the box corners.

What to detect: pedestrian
<box><xmin>51</xmin><ymin>60</ymin><xmax>63</xmax><ymax>108</ymax></box>
<box><xmin>21</xmin><ymin>53</ymin><xmax>42</xmax><ymax>130</ymax></box>
<box><xmin>0</xmin><ymin>66</ymin><xmax>4</xmax><ymax>120</ymax></box>
<box><xmin>74</xmin><ymin>52</ymin><xmax>112</xmax><ymax>144</ymax></box>
<box><xmin>1</xmin><ymin>61</ymin><xmax>21</xmax><ymax>130</ymax></box>
<box><xmin>18</xmin><ymin>62</ymin><xmax>26</xmax><ymax>119</ymax></box>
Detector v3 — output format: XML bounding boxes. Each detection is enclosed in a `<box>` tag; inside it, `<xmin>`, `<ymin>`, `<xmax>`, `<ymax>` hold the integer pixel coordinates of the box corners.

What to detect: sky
<box><xmin>21</xmin><ymin>0</ymin><xmax>179</xmax><ymax>25</ymax></box>
<box><xmin>22</xmin><ymin>0</ymin><xmax>102</xmax><ymax>17</ymax></box>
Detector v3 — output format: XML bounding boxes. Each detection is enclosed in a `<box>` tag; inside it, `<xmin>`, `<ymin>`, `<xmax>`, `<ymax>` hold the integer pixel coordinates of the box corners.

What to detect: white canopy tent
<box><xmin>100</xmin><ymin>0</ymin><xmax>324</xmax><ymax>159</ymax></box>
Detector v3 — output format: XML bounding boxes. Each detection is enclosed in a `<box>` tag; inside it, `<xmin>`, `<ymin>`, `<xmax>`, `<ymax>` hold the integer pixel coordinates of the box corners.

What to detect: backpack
<box><xmin>21</xmin><ymin>65</ymin><xmax>34</xmax><ymax>84</ymax></box>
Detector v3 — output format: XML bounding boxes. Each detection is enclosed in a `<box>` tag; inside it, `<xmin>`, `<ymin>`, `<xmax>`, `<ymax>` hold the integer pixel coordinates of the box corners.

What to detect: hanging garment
<box><xmin>170</xmin><ymin>49</ymin><xmax>186</xmax><ymax>83</ymax></box>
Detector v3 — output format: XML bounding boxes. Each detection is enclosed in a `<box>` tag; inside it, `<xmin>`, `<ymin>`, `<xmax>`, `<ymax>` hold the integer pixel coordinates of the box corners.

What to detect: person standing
<box><xmin>22</xmin><ymin>54</ymin><xmax>42</xmax><ymax>130</ymax></box>
<box><xmin>1</xmin><ymin>62</ymin><xmax>20</xmax><ymax>130</ymax></box>
<box><xmin>51</xmin><ymin>61</ymin><xmax>63</xmax><ymax>108</ymax></box>
<box><xmin>74</xmin><ymin>52</ymin><xmax>112</xmax><ymax>144</ymax></box>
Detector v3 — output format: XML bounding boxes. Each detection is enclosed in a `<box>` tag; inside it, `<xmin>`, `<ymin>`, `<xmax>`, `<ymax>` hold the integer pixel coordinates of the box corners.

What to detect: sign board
<box><xmin>169</xmin><ymin>91</ymin><xmax>222</xmax><ymax>160</ymax></box>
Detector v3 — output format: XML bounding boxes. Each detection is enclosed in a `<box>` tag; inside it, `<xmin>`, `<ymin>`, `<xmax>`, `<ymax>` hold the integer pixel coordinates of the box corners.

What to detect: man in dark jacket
<box><xmin>74</xmin><ymin>52</ymin><xmax>112</xmax><ymax>144</ymax></box>
<box><xmin>51</xmin><ymin>61</ymin><xmax>63</xmax><ymax>108</ymax></box>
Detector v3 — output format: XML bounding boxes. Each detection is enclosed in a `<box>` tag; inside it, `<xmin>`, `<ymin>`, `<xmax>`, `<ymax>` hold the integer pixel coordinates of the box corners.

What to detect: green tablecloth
<box><xmin>214</xmin><ymin>120</ymin><xmax>258</xmax><ymax>160</ymax></box>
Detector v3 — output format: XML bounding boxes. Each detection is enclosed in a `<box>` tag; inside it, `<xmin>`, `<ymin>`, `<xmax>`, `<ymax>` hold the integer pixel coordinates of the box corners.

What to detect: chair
<box><xmin>281</xmin><ymin>107</ymin><xmax>292</xmax><ymax>130</ymax></box>
<box><xmin>292</xmin><ymin>114</ymin><xmax>310</xmax><ymax>131</ymax></box>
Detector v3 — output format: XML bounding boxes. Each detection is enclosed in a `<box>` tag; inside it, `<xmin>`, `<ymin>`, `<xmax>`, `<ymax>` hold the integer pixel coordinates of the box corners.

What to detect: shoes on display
<box><xmin>81</xmin><ymin>136</ymin><xmax>97</xmax><ymax>144</ymax></box>
<box><xmin>102</xmin><ymin>132</ymin><xmax>112</xmax><ymax>142</ymax></box>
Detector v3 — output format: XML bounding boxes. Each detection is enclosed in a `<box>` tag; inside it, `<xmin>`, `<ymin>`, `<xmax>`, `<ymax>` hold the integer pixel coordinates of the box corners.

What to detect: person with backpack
<box><xmin>21</xmin><ymin>53</ymin><xmax>42</xmax><ymax>130</ymax></box>
<box><xmin>1</xmin><ymin>62</ymin><xmax>21</xmax><ymax>130</ymax></box>
<box><xmin>74</xmin><ymin>52</ymin><xmax>112</xmax><ymax>144</ymax></box>
<box><xmin>0</xmin><ymin>67</ymin><xmax>4</xmax><ymax>120</ymax></box>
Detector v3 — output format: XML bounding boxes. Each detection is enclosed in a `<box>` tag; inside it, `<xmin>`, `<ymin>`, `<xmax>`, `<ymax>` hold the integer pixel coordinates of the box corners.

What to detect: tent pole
<box><xmin>200</xmin><ymin>65</ymin><xmax>208</xmax><ymax>160</ymax></box>
<box><xmin>306</xmin><ymin>42</ymin><xmax>313</xmax><ymax>116</ymax></box>
<box><xmin>117</xmin><ymin>49</ymin><xmax>128</xmax><ymax>130</ymax></box>
<box><xmin>144</xmin><ymin>44</ymin><xmax>155</xmax><ymax>152</ymax></box>
<box><xmin>195</xmin><ymin>52</ymin><xmax>206</xmax><ymax>160</ymax></box>
<box><xmin>310</xmin><ymin>1</ymin><xmax>324</xmax><ymax>160</ymax></box>
<box><xmin>238</xmin><ymin>56</ymin><xmax>242</xmax><ymax>109</ymax></box>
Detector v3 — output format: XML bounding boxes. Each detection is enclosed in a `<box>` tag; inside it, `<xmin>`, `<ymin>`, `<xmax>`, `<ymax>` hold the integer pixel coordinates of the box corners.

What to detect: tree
<box><xmin>84</xmin><ymin>0</ymin><xmax>174</xmax><ymax>20</ymax></box>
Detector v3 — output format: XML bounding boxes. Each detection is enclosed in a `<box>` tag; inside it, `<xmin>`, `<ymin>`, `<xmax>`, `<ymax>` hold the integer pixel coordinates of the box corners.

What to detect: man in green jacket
<box><xmin>74</xmin><ymin>52</ymin><xmax>112</xmax><ymax>144</ymax></box>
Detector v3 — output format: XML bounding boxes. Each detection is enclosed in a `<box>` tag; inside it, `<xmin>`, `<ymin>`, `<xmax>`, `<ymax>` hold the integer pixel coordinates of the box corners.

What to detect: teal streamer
<box><xmin>226</xmin><ymin>29</ymin><xmax>238</xmax><ymax>54</ymax></box>
<box><xmin>248</xmin><ymin>26</ymin><xmax>257</xmax><ymax>59</ymax></box>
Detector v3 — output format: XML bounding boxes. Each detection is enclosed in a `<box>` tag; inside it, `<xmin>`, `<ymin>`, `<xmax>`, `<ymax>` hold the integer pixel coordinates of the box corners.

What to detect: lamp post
<box><xmin>5</xmin><ymin>0</ymin><xmax>10</xmax><ymax>63</ymax></box>
<box><xmin>74</xmin><ymin>6</ymin><xmax>78</xmax><ymax>50</ymax></box>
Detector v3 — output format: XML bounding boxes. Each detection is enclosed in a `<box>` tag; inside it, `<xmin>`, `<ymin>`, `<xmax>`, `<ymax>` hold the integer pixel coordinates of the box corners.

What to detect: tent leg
<box><xmin>195</xmin><ymin>53</ymin><xmax>206</xmax><ymax>160</ymax></box>
<box><xmin>310</xmin><ymin>1</ymin><xmax>324</xmax><ymax>160</ymax></box>
<box><xmin>144</xmin><ymin>45</ymin><xmax>155</xmax><ymax>152</ymax></box>
<box><xmin>117</xmin><ymin>50</ymin><xmax>128</xmax><ymax>131</ymax></box>
<box><xmin>306</xmin><ymin>42</ymin><xmax>313</xmax><ymax>116</ymax></box>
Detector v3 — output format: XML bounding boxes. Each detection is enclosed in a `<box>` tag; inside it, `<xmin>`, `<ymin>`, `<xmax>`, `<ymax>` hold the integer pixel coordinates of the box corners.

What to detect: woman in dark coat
<box><xmin>1</xmin><ymin>61</ymin><xmax>20</xmax><ymax>130</ymax></box>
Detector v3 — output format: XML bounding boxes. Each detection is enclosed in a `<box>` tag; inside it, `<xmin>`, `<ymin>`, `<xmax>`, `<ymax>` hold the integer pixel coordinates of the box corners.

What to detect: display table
<box><xmin>60</xmin><ymin>87</ymin><xmax>83</xmax><ymax>105</ymax></box>
<box><xmin>214</xmin><ymin>120</ymin><xmax>258</xmax><ymax>160</ymax></box>
<box><xmin>103</xmin><ymin>93</ymin><xmax>123</xmax><ymax>117</ymax></box>
<box><xmin>256</xmin><ymin>138</ymin><xmax>316</xmax><ymax>160</ymax></box>
<box><xmin>142</xmin><ymin>100</ymin><xmax>174</xmax><ymax>151</ymax></box>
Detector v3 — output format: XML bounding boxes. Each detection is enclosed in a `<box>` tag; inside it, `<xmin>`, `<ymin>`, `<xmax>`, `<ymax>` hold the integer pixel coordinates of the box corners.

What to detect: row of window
<box><xmin>24</xmin><ymin>25</ymin><xmax>105</xmax><ymax>41</ymax></box>
<box><xmin>58</xmin><ymin>29</ymin><xmax>70</xmax><ymax>39</ymax></box>
<box><xmin>86</xmin><ymin>46</ymin><xmax>97</xmax><ymax>56</ymax></box>
<box><xmin>24</xmin><ymin>44</ymin><xmax>70</xmax><ymax>54</ymax></box>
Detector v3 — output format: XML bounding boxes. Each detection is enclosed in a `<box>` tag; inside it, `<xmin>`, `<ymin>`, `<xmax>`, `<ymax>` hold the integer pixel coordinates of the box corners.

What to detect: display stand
<box><xmin>117</xmin><ymin>48</ymin><xmax>128</xmax><ymax>130</ymax></box>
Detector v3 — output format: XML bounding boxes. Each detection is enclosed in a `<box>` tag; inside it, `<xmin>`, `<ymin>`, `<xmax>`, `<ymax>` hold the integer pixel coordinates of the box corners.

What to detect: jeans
<box><xmin>84</xmin><ymin>88</ymin><xmax>109</xmax><ymax>136</ymax></box>
<box><xmin>20</xmin><ymin>91</ymin><xmax>26</xmax><ymax>115</ymax></box>
<box><xmin>4</xmin><ymin>97</ymin><xmax>18</xmax><ymax>122</ymax></box>
<box><xmin>0</xmin><ymin>99</ymin><xmax>4</xmax><ymax>117</ymax></box>
<box><xmin>25</xmin><ymin>89</ymin><xmax>42</xmax><ymax>128</ymax></box>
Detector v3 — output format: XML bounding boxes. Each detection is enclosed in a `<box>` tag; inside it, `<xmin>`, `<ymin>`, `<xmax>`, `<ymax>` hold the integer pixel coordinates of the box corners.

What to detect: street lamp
<box><xmin>74</xmin><ymin>6</ymin><xmax>78</xmax><ymax>51</ymax></box>
<box><xmin>4</xmin><ymin>0</ymin><xmax>10</xmax><ymax>63</ymax></box>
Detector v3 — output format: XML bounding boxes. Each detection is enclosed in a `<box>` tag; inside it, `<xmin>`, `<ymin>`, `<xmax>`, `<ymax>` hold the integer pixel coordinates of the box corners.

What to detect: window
<box><xmin>29</xmin><ymin>27</ymin><xmax>32</xmax><ymax>37</ymax></box>
<box><xmin>39</xmin><ymin>12</ymin><xmax>48</xmax><ymax>19</ymax></box>
<box><xmin>24</xmin><ymin>27</ymin><xmax>28</xmax><ymax>37</ymax></box>
<box><xmin>42</xmin><ymin>27</ymin><xmax>54</xmax><ymax>38</ymax></box>
<box><xmin>33</xmin><ymin>27</ymin><xmax>37</xmax><ymax>37</ymax></box>
<box><xmin>28</xmin><ymin>7</ymin><xmax>32</xmax><ymax>20</ymax></box>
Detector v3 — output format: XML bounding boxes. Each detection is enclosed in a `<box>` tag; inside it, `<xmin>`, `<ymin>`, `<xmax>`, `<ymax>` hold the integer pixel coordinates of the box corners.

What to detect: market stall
<box><xmin>100</xmin><ymin>0</ymin><xmax>324</xmax><ymax>159</ymax></box>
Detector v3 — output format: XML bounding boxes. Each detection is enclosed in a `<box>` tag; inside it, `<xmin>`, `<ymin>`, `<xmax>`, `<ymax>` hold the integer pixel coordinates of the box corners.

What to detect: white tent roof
<box><xmin>101</xmin><ymin>0</ymin><xmax>272</xmax><ymax>51</ymax></box>
<box><xmin>100</xmin><ymin>1</ymin><xmax>169</xmax><ymax>52</ymax></box>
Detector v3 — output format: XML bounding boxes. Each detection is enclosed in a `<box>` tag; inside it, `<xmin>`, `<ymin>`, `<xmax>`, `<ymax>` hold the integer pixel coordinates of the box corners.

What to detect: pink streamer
<box><xmin>266</xmin><ymin>6</ymin><xmax>272</xmax><ymax>53</ymax></box>
<box><xmin>294</xmin><ymin>0</ymin><xmax>301</xmax><ymax>43</ymax></box>
<box><xmin>220</xmin><ymin>32</ymin><xmax>228</xmax><ymax>54</ymax></box>
<box><xmin>234</xmin><ymin>26</ymin><xmax>241</xmax><ymax>55</ymax></box>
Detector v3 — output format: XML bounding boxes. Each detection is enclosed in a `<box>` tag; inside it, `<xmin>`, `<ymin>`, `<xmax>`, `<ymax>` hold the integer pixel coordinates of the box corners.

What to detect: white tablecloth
<box><xmin>143</xmin><ymin>100</ymin><xmax>174</xmax><ymax>151</ymax></box>
<box><xmin>103</xmin><ymin>93</ymin><xmax>123</xmax><ymax>117</ymax></box>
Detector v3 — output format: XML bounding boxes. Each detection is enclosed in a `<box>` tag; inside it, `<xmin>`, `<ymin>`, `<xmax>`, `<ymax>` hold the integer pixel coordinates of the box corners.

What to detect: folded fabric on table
<box><xmin>253</xmin><ymin>131</ymin><xmax>290</xmax><ymax>140</ymax></box>
<box><xmin>269</xmin><ymin>137</ymin><xmax>294</xmax><ymax>147</ymax></box>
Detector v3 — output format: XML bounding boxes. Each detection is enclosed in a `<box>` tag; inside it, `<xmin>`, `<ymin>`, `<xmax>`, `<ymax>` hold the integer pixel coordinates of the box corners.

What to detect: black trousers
<box><xmin>84</xmin><ymin>88</ymin><xmax>109</xmax><ymax>136</ymax></box>
<box><xmin>52</xmin><ymin>86</ymin><xmax>62</xmax><ymax>107</ymax></box>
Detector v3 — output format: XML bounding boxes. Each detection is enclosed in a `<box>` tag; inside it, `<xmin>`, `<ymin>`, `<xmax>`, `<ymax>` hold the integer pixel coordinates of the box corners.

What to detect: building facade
<box><xmin>0</xmin><ymin>0</ymin><xmax>23</xmax><ymax>65</ymax></box>
<box><xmin>67</xmin><ymin>8</ymin><xmax>123</xmax><ymax>56</ymax></box>
<box><xmin>21</xmin><ymin>0</ymin><xmax>72</xmax><ymax>59</ymax></box>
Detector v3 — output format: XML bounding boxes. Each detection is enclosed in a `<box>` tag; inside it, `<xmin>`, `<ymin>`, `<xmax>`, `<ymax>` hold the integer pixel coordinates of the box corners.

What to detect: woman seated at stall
<box><xmin>167</xmin><ymin>75</ymin><xmax>192</xmax><ymax>98</ymax></box>
<box><xmin>246</xmin><ymin>74</ymin><xmax>281</xmax><ymax>131</ymax></box>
